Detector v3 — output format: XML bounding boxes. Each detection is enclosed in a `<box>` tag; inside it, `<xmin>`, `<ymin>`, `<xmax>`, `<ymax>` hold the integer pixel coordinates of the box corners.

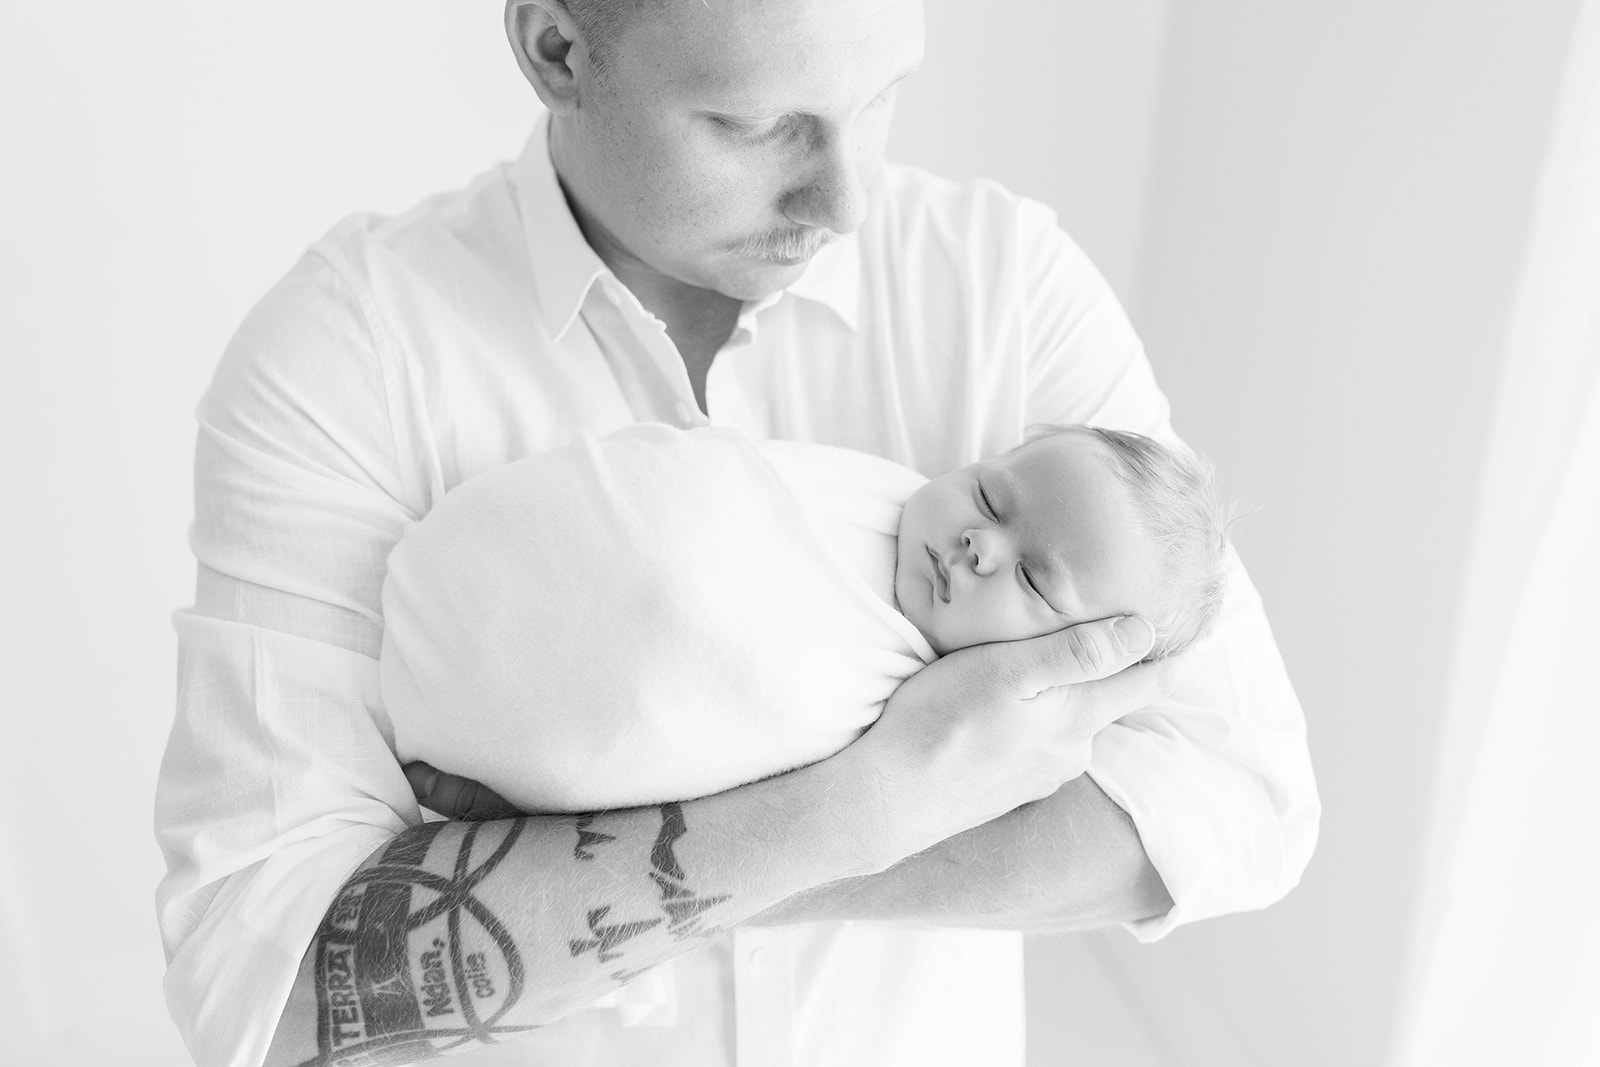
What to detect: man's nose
<box><xmin>784</xmin><ymin>134</ymin><xmax>869</xmax><ymax>236</ymax></box>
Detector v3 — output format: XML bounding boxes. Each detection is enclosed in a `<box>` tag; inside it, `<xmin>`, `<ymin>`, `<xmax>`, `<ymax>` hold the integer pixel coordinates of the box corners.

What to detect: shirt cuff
<box><xmin>1087</xmin><ymin>713</ymin><xmax>1299</xmax><ymax>944</ymax></box>
<box><xmin>163</xmin><ymin>825</ymin><xmax>395</xmax><ymax>1067</ymax></box>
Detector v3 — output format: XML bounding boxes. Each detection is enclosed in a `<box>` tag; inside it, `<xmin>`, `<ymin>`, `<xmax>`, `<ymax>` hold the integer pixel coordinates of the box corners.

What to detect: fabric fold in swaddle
<box><xmin>380</xmin><ymin>422</ymin><xmax>934</xmax><ymax>812</ymax></box>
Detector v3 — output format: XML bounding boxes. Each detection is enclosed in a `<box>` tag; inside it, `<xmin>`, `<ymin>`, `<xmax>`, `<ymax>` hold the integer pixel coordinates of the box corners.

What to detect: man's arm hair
<box><xmin>751</xmin><ymin>775</ymin><xmax>1173</xmax><ymax>931</ymax></box>
<box><xmin>268</xmin><ymin>621</ymin><xmax>1167</xmax><ymax>1066</ymax></box>
<box><xmin>410</xmin><ymin>763</ymin><xmax>1173</xmax><ymax>939</ymax></box>
<box><xmin>264</xmin><ymin>772</ymin><xmax>884</xmax><ymax>1066</ymax></box>
<box><xmin>270</xmin><ymin>777</ymin><xmax>1167</xmax><ymax>1067</ymax></box>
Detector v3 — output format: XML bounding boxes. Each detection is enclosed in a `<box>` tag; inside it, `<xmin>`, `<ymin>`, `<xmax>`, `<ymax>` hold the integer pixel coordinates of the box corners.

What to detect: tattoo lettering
<box><xmin>567</xmin><ymin>905</ymin><xmax>662</xmax><ymax>964</ymax></box>
<box><xmin>300</xmin><ymin>823</ymin><xmax>539</xmax><ymax>1066</ymax></box>
<box><xmin>303</xmin><ymin>804</ymin><xmax>735</xmax><ymax>1063</ymax></box>
<box><xmin>572</xmin><ymin>814</ymin><xmax>616</xmax><ymax>862</ymax></box>
<box><xmin>647</xmin><ymin>803</ymin><xmax>730</xmax><ymax>941</ymax></box>
<box><xmin>463</xmin><ymin>952</ymin><xmax>497</xmax><ymax>1001</ymax></box>
<box><xmin>418</xmin><ymin>940</ymin><xmax>455</xmax><ymax>1018</ymax></box>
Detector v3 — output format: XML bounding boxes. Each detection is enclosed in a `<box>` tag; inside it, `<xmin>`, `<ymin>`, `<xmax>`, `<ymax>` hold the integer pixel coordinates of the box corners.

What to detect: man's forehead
<box><xmin>639</xmin><ymin>0</ymin><xmax>921</xmax><ymax>32</ymax></box>
<box><xmin>623</xmin><ymin>0</ymin><xmax>925</xmax><ymax>97</ymax></box>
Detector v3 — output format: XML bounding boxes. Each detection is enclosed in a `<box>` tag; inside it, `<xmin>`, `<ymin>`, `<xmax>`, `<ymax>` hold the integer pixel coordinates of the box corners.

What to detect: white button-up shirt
<box><xmin>156</xmin><ymin>115</ymin><xmax>1319</xmax><ymax>1067</ymax></box>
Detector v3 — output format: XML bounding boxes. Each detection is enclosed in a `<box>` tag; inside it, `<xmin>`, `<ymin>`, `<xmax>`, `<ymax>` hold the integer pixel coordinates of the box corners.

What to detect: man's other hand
<box><xmin>404</xmin><ymin>761</ymin><xmax>521</xmax><ymax>820</ymax></box>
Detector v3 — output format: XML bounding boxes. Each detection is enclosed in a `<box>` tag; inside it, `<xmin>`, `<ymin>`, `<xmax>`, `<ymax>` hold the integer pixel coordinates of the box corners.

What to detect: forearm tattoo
<box><xmin>572</xmin><ymin>814</ymin><xmax>615</xmax><ymax>862</ymax></box>
<box><xmin>299</xmin><ymin>822</ymin><xmax>537</xmax><ymax>1065</ymax></box>
<box><xmin>647</xmin><ymin>803</ymin><xmax>730</xmax><ymax>942</ymax></box>
<box><xmin>298</xmin><ymin>805</ymin><xmax>735</xmax><ymax>1065</ymax></box>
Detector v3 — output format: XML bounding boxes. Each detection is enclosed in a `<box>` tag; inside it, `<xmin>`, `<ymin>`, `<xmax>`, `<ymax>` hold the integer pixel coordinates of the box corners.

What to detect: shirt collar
<box><xmin>513</xmin><ymin>111</ymin><xmax>862</xmax><ymax>338</ymax></box>
<box><xmin>513</xmin><ymin>113</ymin><xmax>607</xmax><ymax>341</ymax></box>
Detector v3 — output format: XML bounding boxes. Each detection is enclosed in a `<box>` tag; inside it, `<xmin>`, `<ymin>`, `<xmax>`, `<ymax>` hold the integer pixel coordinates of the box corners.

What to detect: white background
<box><xmin>0</xmin><ymin>1</ymin><xmax>1581</xmax><ymax>1064</ymax></box>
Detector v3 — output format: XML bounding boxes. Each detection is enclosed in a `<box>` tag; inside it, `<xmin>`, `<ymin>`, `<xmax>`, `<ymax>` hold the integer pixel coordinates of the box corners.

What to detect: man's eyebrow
<box><xmin>703</xmin><ymin>57</ymin><xmax>923</xmax><ymax>117</ymax></box>
<box><xmin>884</xmin><ymin>58</ymin><xmax>924</xmax><ymax>92</ymax></box>
<box><xmin>862</xmin><ymin>58</ymin><xmax>924</xmax><ymax>108</ymax></box>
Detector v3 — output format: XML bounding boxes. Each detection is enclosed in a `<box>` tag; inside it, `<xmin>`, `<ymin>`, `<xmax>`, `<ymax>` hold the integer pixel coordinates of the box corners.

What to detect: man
<box><xmin>156</xmin><ymin>1</ymin><xmax>1319</xmax><ymax>1065</ymax></box>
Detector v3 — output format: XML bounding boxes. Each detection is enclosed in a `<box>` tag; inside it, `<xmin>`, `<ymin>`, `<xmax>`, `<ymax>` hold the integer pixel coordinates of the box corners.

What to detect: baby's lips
<box><xmin>926</xmin><ymin>545</ymin><xmax>951</xmax><ymax>602</ymax></box>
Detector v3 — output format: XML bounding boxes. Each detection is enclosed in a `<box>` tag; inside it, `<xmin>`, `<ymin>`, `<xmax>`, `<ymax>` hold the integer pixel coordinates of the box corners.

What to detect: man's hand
<box><xmin>404</xmin><ymin>761</ymin><xmax>520</xmax><ymax>820</ymax></box>
<box><xmin>835</xmin><ymin>614</ymin><xmax>1170</xmax><ymax>859</ymax></box>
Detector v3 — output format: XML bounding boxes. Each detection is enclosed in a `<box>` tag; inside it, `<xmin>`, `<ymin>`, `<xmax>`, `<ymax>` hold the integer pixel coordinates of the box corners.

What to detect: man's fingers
<box><xmin>403</xmin><ymin>760</ymin><xmax>441</xmax><ymax>803</ymax></box>
<box><xmin>403</xmin><ymin>761</ymin><xmax>521</xmax><ymax>821</ymax></box>
<box><xmin>1001</xmin><ymin>615</ymin><xmax>1155</xmax><ymax>696</ymax></box>
<box><xmin>1068</xmin><ymin>658</ymin><xmax>1175</xmax><ymax>735</ymax></box>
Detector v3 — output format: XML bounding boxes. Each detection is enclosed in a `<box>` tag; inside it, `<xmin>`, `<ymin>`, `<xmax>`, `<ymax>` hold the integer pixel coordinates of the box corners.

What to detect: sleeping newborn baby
<box><xmin>379</xmin><ymin>423</ymin><xmax>1229</xmax><ymax>813</ymax></box>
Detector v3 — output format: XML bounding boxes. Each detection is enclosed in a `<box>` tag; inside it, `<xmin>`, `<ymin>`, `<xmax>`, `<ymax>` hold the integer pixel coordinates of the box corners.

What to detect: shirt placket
<box><xmin>585</xmin><ymin>278</ymin><xmax>709</xmax><ymax>429</ymax></box>
<box><xmin>701</xmin><ymin>297</ymin><xmax>780</xmax><ymax>435</ymax></box>
<box><xmin>731</xmin><ymin>927</ymin><xmax>795</xmax><ymax>1067</ymax></box>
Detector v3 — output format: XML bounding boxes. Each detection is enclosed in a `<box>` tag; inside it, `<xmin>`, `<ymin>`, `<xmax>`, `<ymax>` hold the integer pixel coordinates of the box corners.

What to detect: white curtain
<box><xmin>1390</xmin><ymin>2</ymin><xmax>1600</xmax><ymax>1063</ymax></box>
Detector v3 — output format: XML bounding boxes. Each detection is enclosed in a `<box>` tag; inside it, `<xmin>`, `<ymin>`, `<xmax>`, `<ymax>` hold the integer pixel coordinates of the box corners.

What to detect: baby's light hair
<box><xmin>1023</xmin><ymin>424</ymin><xmax>1236</xmax><ymax>659</ymax></box>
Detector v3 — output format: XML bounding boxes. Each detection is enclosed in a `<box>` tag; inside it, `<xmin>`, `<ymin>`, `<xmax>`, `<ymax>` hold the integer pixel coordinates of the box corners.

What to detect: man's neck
<box><xmin>550</xmin><ymin>131</ymin><xmax>742</xmax><ymax>410</ymax></box>
<box><xmin>611</xmin><ymin>263</ymin><xmax>742</xmax><ymax>413</ymax></box>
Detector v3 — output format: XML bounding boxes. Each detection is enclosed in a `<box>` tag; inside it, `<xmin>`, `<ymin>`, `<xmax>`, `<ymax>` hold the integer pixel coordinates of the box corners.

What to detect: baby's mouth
<box><xmin>927</xmin><ymin>546</ymin><xmax>951</xmax><ymax>604</ymax></box>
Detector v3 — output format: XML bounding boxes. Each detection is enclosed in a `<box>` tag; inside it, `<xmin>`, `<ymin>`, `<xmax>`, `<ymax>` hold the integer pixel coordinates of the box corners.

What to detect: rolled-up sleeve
<box><xmin>1089</xmin><ymin>558</ymin><xmax>1319</xmax><ymax>940</ymax></box>
<box><xmin>156</xmin><ymin>251</ymin><xmax>423</xmax><ymax>1067</ymax></box>
<box><xmin>1017</xmin><ymin>195</ymin><xmax>1320</xmax><ymax>939</ymax></box>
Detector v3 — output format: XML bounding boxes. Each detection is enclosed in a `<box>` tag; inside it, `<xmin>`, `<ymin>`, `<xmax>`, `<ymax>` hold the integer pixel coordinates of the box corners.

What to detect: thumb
<box><xmin>1008</xmin><ymin>614</ymin><xmax>1155</xmax><ymax>696</ymax></box>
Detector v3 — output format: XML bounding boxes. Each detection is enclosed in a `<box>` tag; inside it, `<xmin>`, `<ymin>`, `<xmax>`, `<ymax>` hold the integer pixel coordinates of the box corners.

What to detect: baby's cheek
<box><xmin>992</xmin><ymin>597</ymin><xmax>1056</xmax><ymax>645</ymax></box>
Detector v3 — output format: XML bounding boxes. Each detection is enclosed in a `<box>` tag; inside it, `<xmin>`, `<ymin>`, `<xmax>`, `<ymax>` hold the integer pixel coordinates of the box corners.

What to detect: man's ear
<box><xmin>505</xmin><ymin>0</ymin><xmax>583</xmax><ymax>115</ymax></box>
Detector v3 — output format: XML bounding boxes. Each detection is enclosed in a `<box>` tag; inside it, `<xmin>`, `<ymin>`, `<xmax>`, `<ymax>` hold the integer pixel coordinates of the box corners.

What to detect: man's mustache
<box><xmin>733</xmin><ymin>227</ymin><xmax>835</xmax><ymax>261</ymax></box>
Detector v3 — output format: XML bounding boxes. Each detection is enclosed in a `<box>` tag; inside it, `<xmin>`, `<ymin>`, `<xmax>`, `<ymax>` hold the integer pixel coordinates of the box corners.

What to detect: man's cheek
<box><xmin>655</xmin><ymin>181</ymin><xmax>747</xmax><ymax>243</ymax></box>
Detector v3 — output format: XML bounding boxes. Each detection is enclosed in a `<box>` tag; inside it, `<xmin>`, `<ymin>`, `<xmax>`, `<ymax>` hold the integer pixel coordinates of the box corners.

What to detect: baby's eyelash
<box><xmin>1019</xmin><ymin>564</ymin><xmax>1042</xmax><ymax>597</ymax></box>
<box><xmin>978</xmin><ymin>484</ymin><xmax>999</xmax><ymax>520</ymax></box>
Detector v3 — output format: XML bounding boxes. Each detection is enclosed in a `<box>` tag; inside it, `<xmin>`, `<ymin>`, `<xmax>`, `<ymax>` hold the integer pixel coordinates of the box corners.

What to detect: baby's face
<box><xmin>894</xmin><ymin>433</ymin><xmax>1162</xmax><ymax>656</ymax></box>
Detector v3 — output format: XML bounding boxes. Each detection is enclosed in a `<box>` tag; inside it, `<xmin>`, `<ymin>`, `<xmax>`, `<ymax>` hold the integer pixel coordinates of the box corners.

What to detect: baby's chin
<box><xmin>890</xmin><ymin>549</ymin><xmax>943</xmax><ymax>655</ymax></box>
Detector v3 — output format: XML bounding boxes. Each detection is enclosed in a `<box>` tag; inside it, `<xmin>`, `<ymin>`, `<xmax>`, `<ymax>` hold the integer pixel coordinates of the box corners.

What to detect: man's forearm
<box><xmin>750</xmin><ymin>775</ymin><xmax>1172</xmax><ymax>932</ymax></box>
<box><xmin>263</xmin><ymin>762</ymin><xmax>886</xmax><ymax>1067</ymax></box>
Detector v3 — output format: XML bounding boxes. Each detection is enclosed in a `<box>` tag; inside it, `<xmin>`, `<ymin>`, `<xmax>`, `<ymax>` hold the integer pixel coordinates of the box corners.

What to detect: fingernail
<box><xmin>419</xmin><ymin>768</ymin><xmax>440</xmax><ymax>797</ymax></box>
<box><xmin>1114</xmin><ymin>616</ymin><xmax>1154</xmax><ymax>655</ymax></box>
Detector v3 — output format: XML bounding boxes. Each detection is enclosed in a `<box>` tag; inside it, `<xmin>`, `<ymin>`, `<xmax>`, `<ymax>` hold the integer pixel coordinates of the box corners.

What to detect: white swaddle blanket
<box><xmin>380</xmin><ymin>423</ymin><xmax>937</xmax><ymax>813</ymax></box>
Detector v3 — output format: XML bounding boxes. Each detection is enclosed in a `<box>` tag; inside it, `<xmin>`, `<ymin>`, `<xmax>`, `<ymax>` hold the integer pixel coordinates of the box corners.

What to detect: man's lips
<box><xmin>927</xmin><ymin>546</ymin><xmax>950</xmax><ymax>604</ymax></box>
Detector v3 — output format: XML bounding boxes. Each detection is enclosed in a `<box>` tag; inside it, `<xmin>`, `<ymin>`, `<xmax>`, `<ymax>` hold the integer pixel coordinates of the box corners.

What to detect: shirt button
<box><xmin>749</xmin><ymin>947</ymin><xmax>770</xmax><ymax>968</ymax></box>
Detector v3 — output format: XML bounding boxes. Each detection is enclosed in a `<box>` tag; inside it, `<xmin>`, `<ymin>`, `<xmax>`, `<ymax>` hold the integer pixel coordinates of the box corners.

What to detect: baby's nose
<box><xmin>963</xmin><ymin>529</ymin><xmax>1002</xmax><ymax>576</ymax></box>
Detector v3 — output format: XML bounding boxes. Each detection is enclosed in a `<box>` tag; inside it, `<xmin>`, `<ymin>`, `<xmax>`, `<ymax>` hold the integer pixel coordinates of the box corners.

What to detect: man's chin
<box><xmin>709</xmin><ymin>256</ymin><xmax>812</xmax><ymax>302</ymax></box>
